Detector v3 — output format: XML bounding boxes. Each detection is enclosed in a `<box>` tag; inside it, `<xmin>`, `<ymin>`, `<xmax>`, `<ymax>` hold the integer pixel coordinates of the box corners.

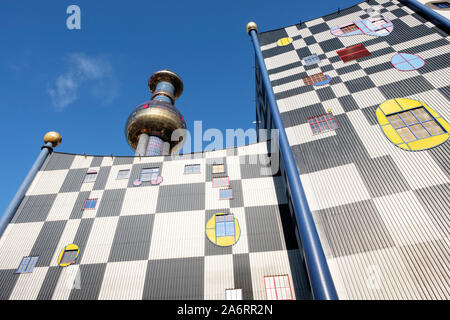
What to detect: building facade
<box><xmin>0</xmin><ymin>0</ymin><xmax>448</xmax><ymax>300</ymax></box>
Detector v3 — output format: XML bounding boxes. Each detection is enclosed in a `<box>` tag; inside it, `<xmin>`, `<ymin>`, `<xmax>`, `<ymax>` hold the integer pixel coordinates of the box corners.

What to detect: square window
<box><xmin>264</xmin><ymin>275</ymin><xmax>293</xmax><ymax>300</ymax></box>
<box><xmin>337</xmin><ymin>44</ymin><xmax>370</xmax><ymax>62</ymax></box>
<box><xmin>388</xmin><ymin>107</ymin><xmax>447</xmax><ymax>144</ymax></box>
<box><xmin>225</xmin><ymin>289</ymin><xmax>243</xmax><ymax>300</ymax></box>
<box><xmin>140</xmin><ymin>167</ymin><xmax>159</xmax><ymax>182</ymax></box>
<box><xmin>219</xmin><ymin>188</ymin><xmax>233</xmax><ymax>200</ymax></box>
<box><xmin>302</xmin><ymin>72</ymin><xmax>328</xmax><ymax>86</ymax></box>
<box><xmin>84</xmin><ymin>170</ymin><xmax>98</xmax><ymax>183</ymax></box>
<box><xmin>212</xmin><ymin>176</ymin><xmax>230</xmax><ymax>188</ymax></box>
<box><xmin>212</xmin><ymin>164</ymin><xmax>225</xmax><ymax>174</ymax></box>
<box><xmin>303</xmin><ymin>54</ymin><xmax>320</xmax><ymax>66</ymax></box>
<box><xmin>83</xmin><ymin>198</ymin><xmax>98</xmax><ymax>210</ymax></box>
<box><xmin>116</xmin><ymin>169</ymin><xmax>130</xmax><ymax>180</ymax></box>
<box><xmin>184</xmin><ymin>164</ymin><xmax>201</xmax><ymax>174</ymax></box>
<box><xmin>308</xmin><ymin>113</ymin><xmax>338</xmax><ymax>134</ymax></box>
<box><xmin>16</xmin><ymin>256</ymin><xmax>39</xmax><ymax>274</ymax></box>
<box><xmin>215</xmin><ymin>214</ymin><xmax>235</xmax><ymax>237</ymax></box>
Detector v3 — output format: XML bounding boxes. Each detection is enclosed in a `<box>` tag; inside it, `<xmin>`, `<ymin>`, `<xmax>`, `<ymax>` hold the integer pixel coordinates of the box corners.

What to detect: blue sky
<box><xmin>0</xmin><ymin>0</ymin><xmax>360</xmax><ymax>215</ymax></box>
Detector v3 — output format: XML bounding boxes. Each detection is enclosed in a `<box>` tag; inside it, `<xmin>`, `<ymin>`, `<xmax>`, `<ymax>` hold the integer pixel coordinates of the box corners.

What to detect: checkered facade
<box><xmin>256</xmin><ymin>0</ymin><xmax>450</xmax><ymax>299</ymax></box>
<box><xmin>0</xmin><ymin>143</ymin><xmax>311</xmax><ymax>300</ymax></box>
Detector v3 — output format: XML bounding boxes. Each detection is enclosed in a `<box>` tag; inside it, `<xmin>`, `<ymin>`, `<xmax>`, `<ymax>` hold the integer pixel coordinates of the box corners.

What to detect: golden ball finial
<box><xmin>44</xmin><ymin>131</ymin><xmax>62</xmax><ymax>147</ymax></box>
<box><xmin>246</xmin><ymin>22</ymin><xmax>258</xmax><ymax>34</ymax></box>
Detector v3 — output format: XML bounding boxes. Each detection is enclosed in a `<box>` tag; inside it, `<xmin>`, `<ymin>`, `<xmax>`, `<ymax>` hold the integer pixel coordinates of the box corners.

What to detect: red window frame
<box><xmin>264</xmin><ymin>275</ymin><xmax>293</xmax><ymax>300</ymax></box>
<box><xmin>219</xmin><ymin>188</ymin><xmax>233</xmax><ymax>200</ymax></box>
<box><xmin>82</xmin><ymin>198</ymin><xmax>98</xmax><ymax>210</ymax></box>
<box><xmin>302</xmin><ymin>72</ymin><xmax>328</xmax><ymax>86</ymax></box>
<box><xmin>341</xmin><ymin>23</ymin><xmax>359</xmax><ymax>33</ymax></box>
<box><xmin>212</xmin><ymin>176</ymin><xmax>230</xmax><ymax>188</ymax></box>
<box><xmin>308</xmin><ymin>113</ymin><xmax>339</xmax><ymax>134</ymax></box>
<box><xmin>337</xmin><ymin>44</ymin><xmax>370</xmax><ymax>62</ymax></box>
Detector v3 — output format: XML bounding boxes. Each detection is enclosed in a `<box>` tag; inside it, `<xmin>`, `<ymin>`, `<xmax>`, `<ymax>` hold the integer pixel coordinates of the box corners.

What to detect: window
<box><xmin>376</xmin><ymin>98</ymin><xmax>449</xmax><ymax>151</ymax></box>
<box><xmin>212</xmin><ymin>176</ymin><xmax>230</xmax><ymax>188</ymax></box>
<box><xmin>308</xmin><ymin>113</ymin><xmax>338</xmax><ymax>134</ymax></box>
<box><xmin>184</xmin><ymin>164</ymin><xmax>201</xmax><ymax>174</ymax></box>
<box><xmin>386</xmin><ymin>108</ymin><xmax>445</xmax><ymax>142</ymax></box>
<box><xmin>303</xmin><ymin>54</ymin><xmax>320</xmax><ymax>66</ymax></box>
<box><xmin>116</xmin><ymin>169</ymin><xmax>130</xmax><ymax>180</ymax></box>
<box><xmin>276</xmin><ymin>37</ymin><xmax>293</xmax><ymax>46</ymax></box>
<box><xmin>341</xmin><ymin>23</ymin><xmax>359</xmax><ymax>33</ymax></box>
<box><xmin>206</xmin><ymin>213</ymin><xmax>241</xmax><ymax>247</ymax></box>
<box><xmin>225</xmin><ymin>289</ymin><xmax>243</xmax><ymax>300</ymax></box>
<box><xmin>302</xmin><ymin>72</ymin><xmax>331</xmax><ymax>86</ymax></box>
<box><xmin>16</xmin><ymin>256</ymin><xmax>39</xmax><ymax>274</ymax></box>
<box><xmin>140</xmin><ymin>167</ymin><xmax>159</xmax><ymax>182</ymax></box>
<box><xmin>219</xmin><ymin>188</ymin><xmax>233</xmax><ymax>200</ymax></box>
<box><xmin>391</xmin><ymin>53</ymin><xmax>425</xmax><ymax>71</ymax></box>
<box><xmin>83</xmin><ymin>198</ymin><xmax>98</xmax><ymax>210</ymax></box>
<box><xmin>432</xmin><ymin>2</ymin><xmax>450</xmax><ymax>9</ymax></box>
<box><xmin>84</xmin><ymin>170</ymin><xmax>98</xmax><ymax>183</ymax></box>
<box><xmin>337</xmin><ymin>44</ymin><xmax>370</xmax><ymax>62</ymax></box>
<box><xmin>58</xmin><ymin>244</ymin><xmax>80</xmax><ymax>267</ymax></box>
<box><xmin>216</xmin><ymin>214</ymin><xmax>235</xmax><ymax>238</ymax></box>
<box><xmin>212</xmin><ymin>163</ymin><xmax>225</xmax><ymax>174</ymax></box>
<box><xmin>264</xmin><ymin>275</ymin><xmax>293</xmax><ymax>300</ymax></box>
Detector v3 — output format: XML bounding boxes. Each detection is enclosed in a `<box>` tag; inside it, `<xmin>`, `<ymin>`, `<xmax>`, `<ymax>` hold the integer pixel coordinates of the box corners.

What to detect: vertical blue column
<box><xmin>152</xmin><ymin>81</ymin><xmax>175</xmax><ymax>104</ymax></box>
<box><xmin>247</xmin><ymin>23</ymin><xmax>338</xmax><ymax>300</ymax></box>
<box><xmin>0</xmin><ymin>136</ymin><xmax>58</xmax><ymax>239</ymax></box>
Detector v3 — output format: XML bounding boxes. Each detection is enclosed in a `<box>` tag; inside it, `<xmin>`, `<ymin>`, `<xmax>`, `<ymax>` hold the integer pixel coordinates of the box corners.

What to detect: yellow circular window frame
<box><xmin>277</xmin><ymin>37</ymin><xmax>293</xmax><ymax>46</ymax></box>
<box><xmin>376</xmin><ymin>98</ymin><xmax>450</xmax><ymax>151</ymax></box>
<box><xmin>58</xmin><ymin>244</ymin><xmax>80</xmax><ymax>267</ymax></box>
<box><xmin>206</xmin><ymin>213</ymin><xmax>241</xmax><ymax>247</ymax></box>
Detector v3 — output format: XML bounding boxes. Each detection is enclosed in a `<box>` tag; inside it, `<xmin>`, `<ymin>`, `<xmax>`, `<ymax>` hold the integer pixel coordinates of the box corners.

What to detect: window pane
<box><xmin>213</xmin><ymin>177</ymin><xmax>229</xmax><ymax>187</ymax></box>
<box><xmin>225</xmin><ymin>221</ymin><xmax>235</xmax><ymax>236</ymax></box>
<box><xmin>412</xmin><ymin>108</ymin><xmax>432</xmax><ymax>122</ymax></box>
<box><xmin>319</xmin><ymin>121</ymin><xmax>329</xmax><ymax>132</ymax></box>
<box><xmin>328</xmin><ymin>118</ymin><xmax>338</xmax><ymax>130</ymax></box>
<box><xmin>397</xmin><ymin>127</ymin><xmax>416</xmax><ymax>142</ymax></box>
<box><xmin>399</xmin><ymin>111</ymin><xmax>419</xmax><ymax>126</ymax></box>
<box><xmin>409</xmin><ymin>124</ymin><xmax>430</xmax><ymax>139</ymax></box>
<box><xmin>212</xmin><ymin>164</ymin><xmax>225</xmax><ymax>174</ymax></box>
<box><xmin>117</xmin><ymin>170</ymin><xmax>130</xmax><ymax>180</ymax></box>
<box><xmin>386</xmin><ymin>114</ymin><xmax>405</xmax><ymax>129</ymax></box>
<box><xmin>84</xmin><ymin>172</ymin><xmax>97</xmax><ymax>183</ymax></box>
<box><xmin>216</xmin><ymin>222</ymin><xmax>226</xmax><ymax>237</ymax></box>
<box><xmin>423</xmin><ymin>121</ymin><xmax>445</xmax><ymax>136</ymax></box>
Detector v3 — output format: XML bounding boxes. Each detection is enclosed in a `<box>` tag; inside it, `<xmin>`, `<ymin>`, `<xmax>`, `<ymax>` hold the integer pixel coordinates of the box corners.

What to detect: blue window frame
<box><xmin>215</xmin><ymin>214</ymin><xmax>235</xmax><ymax>237</ymax></box>
<box><xmin>140</xmin><ymin>167</ymin><xmax>159</xmax><ymax>182</ymax></box>
<box><xmin>219</xmin><ymin>188</ymin><xmax>233</xmax><ymax>200</ymax></box>
<box><xmin>386</xmin><ymin>107</ymin><xmax>446</xmax><ymax>143</ymax></box>
<box><xmin>16</xmin><ymin>256</ymin><xmax>39</xmax><ymax>274</ymax></box>
<box><xmin>83</xmin><ymin>198</ymin><xmax>98</xmax><ymax>210</ymax></box>
<box><xmin>184</xmin><ymin>164</ymin><xmax>201</xmax><ymax>174</ymax></box>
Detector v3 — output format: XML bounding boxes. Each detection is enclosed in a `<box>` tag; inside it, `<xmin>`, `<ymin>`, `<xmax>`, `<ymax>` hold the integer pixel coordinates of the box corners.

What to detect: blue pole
<box><xmin>248</xmin><ymin>24</ymin><xmax>338</xmax><ymax>300</ymax></box>
<box><xmin>0</xmin><ymin>141</ymin><xmax>54</xmax><ymax>239</ymax></box>
<box><xmin>400</xmin><ymin>0</ymin><xmax>450</xmax><ymax>32</ymax></box>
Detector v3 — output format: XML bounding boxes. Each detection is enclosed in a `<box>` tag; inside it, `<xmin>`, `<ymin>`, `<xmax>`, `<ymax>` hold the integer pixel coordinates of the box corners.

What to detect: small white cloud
<box><xmin>48</xmin><ymin>53</ymin><xmax>118</xmax><ymax>110</ymax></box>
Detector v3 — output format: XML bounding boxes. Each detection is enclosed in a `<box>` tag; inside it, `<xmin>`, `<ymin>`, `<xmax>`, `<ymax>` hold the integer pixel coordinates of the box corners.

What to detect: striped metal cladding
<box><xmin>256</xmin><ymin>0</ymin><xmax>450</xmax><ymax>300</ymax></box>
